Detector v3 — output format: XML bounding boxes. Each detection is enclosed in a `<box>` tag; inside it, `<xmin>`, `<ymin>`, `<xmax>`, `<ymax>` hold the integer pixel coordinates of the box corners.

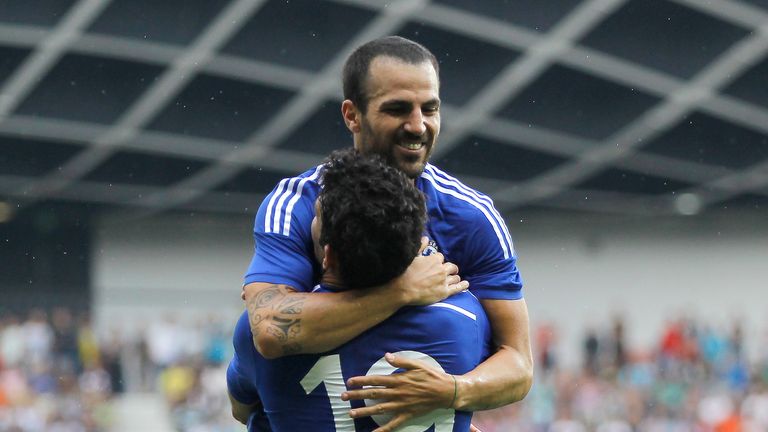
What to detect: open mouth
<box><xmin>398</xmin><ymin>142</ymin><xmax>425</xmax><ymax>151</ymax></box>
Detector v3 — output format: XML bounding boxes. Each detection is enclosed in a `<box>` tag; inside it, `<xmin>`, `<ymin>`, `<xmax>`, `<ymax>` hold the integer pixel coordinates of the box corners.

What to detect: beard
<box><xmin>389</xmin><ymin>149</ymin><xmax>428</xmax><ymax>179</ymax></box>
<box><xmin>359</xmin><ymin>120</ymin><xmax>433</xmax><ymax>180</ymax></box>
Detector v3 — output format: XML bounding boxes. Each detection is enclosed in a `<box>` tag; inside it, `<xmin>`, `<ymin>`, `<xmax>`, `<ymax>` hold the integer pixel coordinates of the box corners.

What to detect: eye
<box><xmin>383</xmin><ymin>105</ymin><xmax>409</xmax><ymax>115</ymax></box>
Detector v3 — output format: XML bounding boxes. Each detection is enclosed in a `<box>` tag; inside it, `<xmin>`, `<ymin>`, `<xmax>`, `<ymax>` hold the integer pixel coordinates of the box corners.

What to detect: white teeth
<box><xmin>402</xmin><ymin>143</ymin><xmax>424</xmax><ymax>150</ymax></box>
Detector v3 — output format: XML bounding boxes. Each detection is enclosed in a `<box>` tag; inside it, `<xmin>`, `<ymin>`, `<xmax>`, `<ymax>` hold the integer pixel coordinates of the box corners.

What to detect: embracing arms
<box><xmin>243</xmin><ymin>251</ymin><xmax>468</xmax><ymax>359</ymax></box>
<box><xmin>340</xmin><ymin>298</ymin><xmax>533</xmax><ymax>431</ymax></box>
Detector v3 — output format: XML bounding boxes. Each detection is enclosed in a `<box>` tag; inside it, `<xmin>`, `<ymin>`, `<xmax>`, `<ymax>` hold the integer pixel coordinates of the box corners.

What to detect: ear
<box><xmin>322</xmin><ymin>244</ymin><xmax>336</xmax><ymax>271</ymax></box>
<box><xmin>341</xmin><ymin>100</ymin><xmax>362</xmax><ymax>134</ymax></box>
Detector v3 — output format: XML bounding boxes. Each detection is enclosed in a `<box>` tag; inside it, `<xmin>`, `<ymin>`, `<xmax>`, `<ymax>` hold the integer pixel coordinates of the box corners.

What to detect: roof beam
<box><xmin>21</xmin><ymin>0</ymin><xmax>270</xmax><ymax>202</ymax></box>
<box><xmin>1</xmin><ymin>111</ymin><xmax>758</xmax><ymax>204</ymax></box>
<box><xmin>2</xmin><ymin>1</ymin><xmax>767</xmax><ymax>214</ymax></box>
<box><xmin>2</xmin><ymin>2</ymin><xmax>768</xmax><ymax>150</ymax></box>
<box><xmin>0</xmin><ymin>173</ymin><xmax>264</xmax><ymax>215</ymax></box>
<box><xmin>0</xmin><ymin>0</ymin><xmax>111</xmax><ymax>117</ymax></box>
<box><xmin>678</xmin><ymin>159</ymin><xmax>768</xmax><ymax>209</ymax></box>
<box><xmin>0</xmin><ymin>172</ymin><xmax>669</xmax><ymax>217</ymax></box>
<box><xmin>0</xmin><ymin>24</ymin><xmax>316</xmax><ymax>91</ymax></box>
<box><xmin>424</xmin><ymin>0</ymin><xmax>630</xmax><ymax>160</ymax></box>
<box><xmin>493</xmin><ymin>19</ymin><xmax>768</xmax><ymax>211</ymax></box>
<box><xmin>670</xmin><ymin>0</ymin><xmax>768</xmax><ymax>29</ymax></box>
<box><xmin>414</xmin><ymin>1</ymin><xmax>768</xmax><ymax>165</ymax></box>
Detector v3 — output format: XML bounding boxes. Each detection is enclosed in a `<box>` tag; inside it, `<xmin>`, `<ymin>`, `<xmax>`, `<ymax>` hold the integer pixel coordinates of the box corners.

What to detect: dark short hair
<box><xmin>342</xmin><ymin>36</ymin><xmax>439</xmax><ymax>113</ymax></box>
<box><xmin>319</xmin><ymin>148</ymin><xmax>426</xmax><ymax>288</ymax></box>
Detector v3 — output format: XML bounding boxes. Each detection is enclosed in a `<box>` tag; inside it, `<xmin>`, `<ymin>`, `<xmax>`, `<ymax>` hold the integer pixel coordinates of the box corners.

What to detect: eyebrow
<box><xmin>378</xmin><ymin>98</ymin><xmax>441</xmax><ymax>109</ymax></box>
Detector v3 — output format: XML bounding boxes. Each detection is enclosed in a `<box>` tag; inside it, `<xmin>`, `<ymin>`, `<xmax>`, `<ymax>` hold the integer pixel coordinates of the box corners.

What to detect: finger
<box><xmin>346</xmin><ymin>374</ymin><xmax>399</xmax><ymax>389</ymax></box>
<box><xmin>240</xmin><ymin>287</ymin><xmax>246</xmax><ymax>301</ymax></box>
<box><xmin>447</xmin><ymin>274</ymin><xmax>460</xmax><ymax>286</ymax></box>
<box><xmin>341</xmin><ymin>387</ymin><xmax>397</xmax><ymax>402</ymax></box>
<box><xmin>443</xmin><ymin>261</ymin><xmax>459</xmax><ymax>276</ymax></box>
<box><xmin>448</xmin><ymin>280</ymin><xmax>470</xmax><ymax>295</ymax></box>
<box><xmin>470</xmin><ymin>425</ymin><xmax>483</xmax><ymax>432</ymax></box>
<box><xmin>383</xmin><ymin>352</ymin><xmax>430</xmax><ymax>371</ymax></box>
<box><xmin>349</xmin><ymin>401</ymin><xmax>401</xmax><ymax>418</ymax></box>
<box><xmin>421</xmin><ymin>252</ymin><xmax>444</xmax><ymax>266</ymax></box>
<box><xmin>418</xmin><ymin>236</ymin><xmax>429</xmax><ymax>253</ymax></box>
<box><xmin>373</xmin><ymin>413</ymin><xmax>410</xmax><ymax>432</ymax></box>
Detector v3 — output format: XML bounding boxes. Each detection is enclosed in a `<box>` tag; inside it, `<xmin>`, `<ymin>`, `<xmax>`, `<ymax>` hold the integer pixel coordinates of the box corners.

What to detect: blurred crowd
<box><xmin>0</xmin><ymin>308</ymin><xmax>121</xmax><ymax>432</ymax></box>
<box><xmin>134</xmin><ymin>315</ymin><xmax>237</xmax><ymax>432</ymax></box>
<box><xmin>474</xmin><ymin>317</ymin><xmax>768</xmax><ymax>432</ymax></box>
<box><xmin>4</xmin><ymin>307</ymin><xmax>768</xmax><ymax>432</ymax></box>
<box><xmin>0</xmin><ymin>308</ymin><xmax>239</xmax><ymax>432</ymax></box>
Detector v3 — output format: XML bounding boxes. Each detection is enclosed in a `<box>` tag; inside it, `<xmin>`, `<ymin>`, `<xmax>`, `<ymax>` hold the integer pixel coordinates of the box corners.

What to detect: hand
<box><xmin>341</xmin><ymin>352</ymin><xmax>455</xmax><ymax>432</ymax></box>
<box><xmin>470</xmin><ymin>425</ymin><xmax>483</xmax><ymax>432</ymax></box>
<box><xmin>394</xmin><ymin>238</ymin><xmax>468</xmax><ymax>306</ymax></box>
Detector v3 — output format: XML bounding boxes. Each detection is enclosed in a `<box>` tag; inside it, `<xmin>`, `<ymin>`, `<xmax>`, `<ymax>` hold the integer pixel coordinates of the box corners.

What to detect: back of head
<box><xmin>319</xmin><ymin>148</ymin><xmax>426</xmax><ymax>288</ymax></box>
<box><xmin>342</xmin><ymin>35</ymin><xmax>439</xmax><ymax>113</ymax></box>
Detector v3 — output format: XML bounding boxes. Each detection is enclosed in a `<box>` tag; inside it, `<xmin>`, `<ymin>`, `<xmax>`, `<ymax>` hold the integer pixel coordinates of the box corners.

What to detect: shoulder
<box><xmin>419</xmin><ymin>164</ymin><xmax>514</xmax><ymax>259</ymax></box>
<box><xmin>419</xmin><ymin>164</ymin><xmax>494</xmax><ymax>215</ymax></box>
<box><xmin>265</xmin><ymin>165</ymin><xmax>323</xmax><ymax>202</ymax></box>
<box><xmin>257</xmin><ymin>165</ymin><xmax>322</xmax><ymax>237</ymax></box>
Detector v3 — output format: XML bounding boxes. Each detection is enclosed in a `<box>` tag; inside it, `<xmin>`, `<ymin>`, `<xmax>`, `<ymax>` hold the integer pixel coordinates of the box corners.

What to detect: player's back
<box><xmin>229</xmin><ymin>289</ymin><xmax>490</xmax><ymax>432</ymax></box>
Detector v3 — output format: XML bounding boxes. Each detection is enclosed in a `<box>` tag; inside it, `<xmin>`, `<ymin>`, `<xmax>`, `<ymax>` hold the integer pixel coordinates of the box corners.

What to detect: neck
<box><xmin>320</xmin><ymin>269</ymin><xmax>346</xmax><ymax>290</ymax></box>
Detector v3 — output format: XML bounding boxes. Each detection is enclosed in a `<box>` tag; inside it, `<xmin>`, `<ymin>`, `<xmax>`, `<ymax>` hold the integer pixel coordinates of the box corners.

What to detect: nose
<box><xmin>403</xmin><ymin>108</ymin><xmax>427</xmax><ymax>136</ymax></box>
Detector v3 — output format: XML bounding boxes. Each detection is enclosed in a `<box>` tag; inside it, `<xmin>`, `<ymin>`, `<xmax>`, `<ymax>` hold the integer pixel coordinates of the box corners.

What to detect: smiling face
<box><xmin>342</xmin><ymin>56</ymin><xmax>441</xmax><ymax>179</ymax></box>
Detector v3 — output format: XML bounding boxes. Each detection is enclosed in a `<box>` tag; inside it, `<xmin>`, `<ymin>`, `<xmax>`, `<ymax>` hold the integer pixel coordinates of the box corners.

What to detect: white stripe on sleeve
<box><xmin>269</xmin><ymin>177</ymin><xmax>300</xmax><ymax>233</ymax></box>
<box><xmin>264</xmin><ymin>178</ymin><xmax>291</xmax><ymax>233</ymax></box>
<box><xmin>282</xmin><ymin>167</ymin><xmax>321</xmax><ymax>236</ymax></box>
<box><xmin>426</xmin><ymin>165</ymin><xmax>515</xmax><ymax>256</ymax></box>
<box><xmin>421</xmin><ymin>169</ymin><xmax>512</xmax><ymax>259</ymax></box>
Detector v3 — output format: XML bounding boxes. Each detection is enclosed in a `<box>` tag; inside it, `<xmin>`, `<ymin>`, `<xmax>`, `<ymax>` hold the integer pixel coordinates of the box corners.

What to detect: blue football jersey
<box><xmin>244</xmin><ymin>163</ymin><xmax>522</xmax><ymax>299</ymax></box>
<box><xmin>227</xmin><ymin>288</ymin><xmax>491</xmax><ymax>432</ymax></box>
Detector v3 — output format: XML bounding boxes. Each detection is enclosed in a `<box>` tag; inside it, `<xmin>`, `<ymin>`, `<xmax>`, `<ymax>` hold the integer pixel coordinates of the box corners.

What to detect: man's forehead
<box><xmin>369</xmin><ymin>54</ymin><xmax>434</xmax><ymax>70</ymax></box>
<box><xmin>366</xmin><ymin>56</ymin><xmax>439</xmax><ymax>99</ymax></box>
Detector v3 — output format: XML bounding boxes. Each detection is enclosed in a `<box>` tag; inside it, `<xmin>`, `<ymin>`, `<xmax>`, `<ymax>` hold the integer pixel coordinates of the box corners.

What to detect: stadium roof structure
<box><xmin>1</xmin><ymin>0</ymin><xmax>768</xmax><ymax>219</ymax></box>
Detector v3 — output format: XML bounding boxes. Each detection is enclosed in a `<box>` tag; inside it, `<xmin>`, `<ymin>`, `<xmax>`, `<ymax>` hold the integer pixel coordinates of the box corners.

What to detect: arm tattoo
<box><xmin>246</xmin><ymin>285</ymin><xmax>306</xmax><ymax>355</ymax></box>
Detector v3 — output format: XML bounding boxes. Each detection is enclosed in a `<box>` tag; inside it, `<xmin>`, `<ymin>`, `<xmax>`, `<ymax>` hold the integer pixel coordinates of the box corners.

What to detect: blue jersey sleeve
<box><xmin>419</xmin><ymin>165</ymin><xmax>523</xmax><ymax>301</ymax></box>
<box><xmin>227</xmin><ymin>356</ymin><xmax>259</xmax><ymax>405</ymax></box>
<box><xmin>463</xmin><ymin>201</ymin><xmax>524</xmax><ymax>301</ymax></box>
<box><xmin>227</xmin><ymin>311</ymin><xmax>260</xmax><ymax>404</ymax></box>
<box><xmin>244</xmin><ymin>171</ymin><xmax>321</xmax><ymax>292</ymax></box>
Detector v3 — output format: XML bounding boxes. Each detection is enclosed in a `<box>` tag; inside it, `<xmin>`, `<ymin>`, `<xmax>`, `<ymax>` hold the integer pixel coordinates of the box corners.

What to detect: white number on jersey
<box><xmin>301</xmin><ymin>350</ymin><xmax>456</xmax><ymax>432</ymax></box>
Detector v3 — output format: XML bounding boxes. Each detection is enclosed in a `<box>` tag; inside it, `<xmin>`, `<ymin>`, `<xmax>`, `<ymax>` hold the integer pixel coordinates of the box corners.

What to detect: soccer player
<box><xmin>228</xmin><ymin>149</ymin><xmax>492</xmax><ymax>431</ymax></box>
<box><xmin>242</xmin><ymin>36</ymin><xmax>533</xmax><ymax>429</ymax></box>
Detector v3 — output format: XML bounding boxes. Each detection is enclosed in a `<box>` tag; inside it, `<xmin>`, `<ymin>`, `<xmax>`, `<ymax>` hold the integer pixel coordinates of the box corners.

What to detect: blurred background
<box><xmin>1</xmin><ymin>0</ymin><xmax>767</xmax><ymax>431</ymax></box>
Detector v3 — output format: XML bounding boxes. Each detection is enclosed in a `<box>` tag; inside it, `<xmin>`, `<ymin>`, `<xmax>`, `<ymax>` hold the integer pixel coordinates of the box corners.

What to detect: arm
<box><xmin>341</xmin><ymin>300</ymin><xmax>533</xmax><ymax>430</ymax></box>
<box><xmin>229</xmin><ymin>392</ymin><xmax>259</xmax><ymax>425</ymax></box>
<box><xmin>245</xmin><ymin>252</ymin><xmax>467</xmax><ymax>359</ymax></box>
<box><xmin>454</xmin><ymin>298</ymin><xmax>533</xmax><ymax>410</ymax></box>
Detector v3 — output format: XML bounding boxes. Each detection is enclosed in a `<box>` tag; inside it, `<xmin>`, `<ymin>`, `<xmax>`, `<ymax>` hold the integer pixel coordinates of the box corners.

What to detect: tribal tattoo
<box><xmin>246</xmin><ymin>284</ymin><xmax>306</xmax><ymax>355</ymax></box>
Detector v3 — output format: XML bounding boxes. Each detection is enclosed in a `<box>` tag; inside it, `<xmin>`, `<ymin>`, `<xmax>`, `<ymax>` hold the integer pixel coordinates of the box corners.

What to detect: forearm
<box><xmin>228</xmin><ymin>392</ymin><xmax>257</xmax><ymax>425</ymax></box>
<box><xmin>245</xmin><ymin>253</ymin><xmax>462</xmax><ymax>358</ymax></box>
<box><xmin>243</xmin><ymin>282</ymin><xmax>404</xmax><ymax>358</ymax></box>
<box><xmin>455</xmin><ymin>298</ymin><xmax>533</xmax><ymax>411</ymax></box>
<box><xmin>453</xmin><ymin>346</ymin><xmax>533</xmax><ymax>411</ymax></box>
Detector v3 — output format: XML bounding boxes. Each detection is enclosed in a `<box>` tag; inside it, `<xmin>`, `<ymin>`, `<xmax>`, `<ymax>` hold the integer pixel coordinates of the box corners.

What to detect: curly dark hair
<box><xmin>342</xmin><ymin>35</ymin><xmax>439</xmax><ymax>114</ymax></box>
<box><xmin>319</xmin><ymin>148</ymin><xmax>427</xmax><ymax>289</ymax></box>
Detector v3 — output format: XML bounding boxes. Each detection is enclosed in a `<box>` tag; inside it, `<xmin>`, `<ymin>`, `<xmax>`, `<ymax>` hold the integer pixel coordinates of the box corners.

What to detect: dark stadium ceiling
<box><xmin>1</xmin><ymin>0</ymin><xmax>768</xmax><ymax>220</ymax></box>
